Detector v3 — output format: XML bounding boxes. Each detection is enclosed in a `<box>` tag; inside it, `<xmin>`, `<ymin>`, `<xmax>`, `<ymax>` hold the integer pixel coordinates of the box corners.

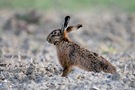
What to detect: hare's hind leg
<box><xmin>62</xmin><ymin>66</ymin><xmax>72</xmax><ymax>77</ymax></box>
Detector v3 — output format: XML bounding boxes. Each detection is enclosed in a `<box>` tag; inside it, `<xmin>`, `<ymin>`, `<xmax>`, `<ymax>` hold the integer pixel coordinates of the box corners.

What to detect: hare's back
<box><xmin>75</xmin><ymin>46</ymin><xmax>116</xmax><ymax>73</ymax></box>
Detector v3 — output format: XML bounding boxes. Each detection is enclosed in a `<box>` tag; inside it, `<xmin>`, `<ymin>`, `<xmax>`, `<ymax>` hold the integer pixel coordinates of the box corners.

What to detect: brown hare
<box><xmin>47</xmin><ymin>16</ymin><xmax>116</xmax><ymax>77</ymax></box>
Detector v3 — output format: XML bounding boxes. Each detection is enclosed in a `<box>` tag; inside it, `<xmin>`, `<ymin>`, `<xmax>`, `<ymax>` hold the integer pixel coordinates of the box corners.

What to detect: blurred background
<box><xmin>0</xmin><ymin>0</ymin><xmax>134</xmax><ymax>54</ymax></box>
<box><xmin>0</xmin><ymin>0</ymin><xmax>135</xmax><ymax>90</ymax></box>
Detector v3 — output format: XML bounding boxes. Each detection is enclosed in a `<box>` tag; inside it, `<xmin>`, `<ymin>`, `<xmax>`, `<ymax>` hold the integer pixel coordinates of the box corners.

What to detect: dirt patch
<box><xmin>0</xmin><ymin>10</ymin><xmax>135</xmax><ymax>90</ymax></box>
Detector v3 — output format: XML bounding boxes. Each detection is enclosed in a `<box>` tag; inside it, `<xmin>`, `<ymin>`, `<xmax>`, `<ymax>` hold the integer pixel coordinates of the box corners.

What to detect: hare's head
<box><xmin>47</xmin><ymin>16</ymin><xmax>82</xmax><ymax>45</ymax></box>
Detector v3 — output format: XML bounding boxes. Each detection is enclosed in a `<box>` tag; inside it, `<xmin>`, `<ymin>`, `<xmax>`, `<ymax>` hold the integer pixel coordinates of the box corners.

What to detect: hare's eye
<box><xmin>51</xmin><ymin>35</ymin><xmax>55</xmax><ymax>37</ymax></box>
<box><xmin>57</xmin><ymin>33</ymin><xmax>60</xmax><ymax>35</ymax></box>
<box><xmin>53</xmin><ymin>32</ymin><xmax>57</xmax><ymax>34</ymax></box>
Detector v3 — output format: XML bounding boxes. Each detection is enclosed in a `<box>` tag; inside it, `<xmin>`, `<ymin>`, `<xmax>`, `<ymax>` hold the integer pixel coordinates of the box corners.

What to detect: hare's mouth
<box><xmin>54</xmin><ymin>42</ymin><xmax>58</xmax><ymax>45</ymax></box>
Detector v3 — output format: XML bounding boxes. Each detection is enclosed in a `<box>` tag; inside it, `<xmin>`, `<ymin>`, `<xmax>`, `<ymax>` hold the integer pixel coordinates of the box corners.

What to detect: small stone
<box><xmin>107</xmin><ymin>75</ymin><xmax>111</xmax><ymax>78</ymax></box>
<box><xmin>111</xmin><ymin>73</ymin><xmax>121</xmax><ymax>80</ymax></box>
<box><xmin>90</xmin><ymin>88</ymin><xmax>98</xmax><ymax>90</ymax></box>
<box><xmin>130</xmin><ymin>81</ymin><xmax>135</xmax><ymax>88</ymax></box>
<box><xmin>77</xmin><ymin>75</ymin><xmax>85</xmax><ymax>80</ymax></box>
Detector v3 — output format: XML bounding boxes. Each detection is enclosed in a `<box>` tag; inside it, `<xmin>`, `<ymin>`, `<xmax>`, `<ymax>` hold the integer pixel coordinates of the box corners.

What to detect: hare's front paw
<box><xmin>61</xmin><ymin>66</ymin><xmax>72</xmax><ymax>77</ymax></box>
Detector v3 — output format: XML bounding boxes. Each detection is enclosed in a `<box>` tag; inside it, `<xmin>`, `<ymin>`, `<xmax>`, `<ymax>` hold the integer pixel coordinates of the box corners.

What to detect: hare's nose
<box><xmin>46</xmin><ymin>37</ymin><xmax>50</xmax><ymax>42</ymax></box>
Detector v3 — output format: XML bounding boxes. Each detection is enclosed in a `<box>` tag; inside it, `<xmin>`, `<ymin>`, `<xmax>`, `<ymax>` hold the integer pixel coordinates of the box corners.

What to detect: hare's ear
<box><xmin>66</xmin><ymin>24</ymin><xmax>82</xmax><ymax>33</ymax></box>
<box><xmin>61</xmin><ymin>16</ymin><xmax>70</xmax><ymax>32</ymax></box>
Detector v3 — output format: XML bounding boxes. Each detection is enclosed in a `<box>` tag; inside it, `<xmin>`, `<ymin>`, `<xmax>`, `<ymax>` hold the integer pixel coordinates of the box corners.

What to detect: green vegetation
<box><xmin>0</xmin><ymin>0</ymin><xmax>135</xmax><ymax>12</ymax></box>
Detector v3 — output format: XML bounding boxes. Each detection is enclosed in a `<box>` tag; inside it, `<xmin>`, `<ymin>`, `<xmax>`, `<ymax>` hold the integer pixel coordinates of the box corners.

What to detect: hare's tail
<box><xmin>99</xmin><ymin>56</ymin><xmax>116</xmax><ymax>74</ymax></box>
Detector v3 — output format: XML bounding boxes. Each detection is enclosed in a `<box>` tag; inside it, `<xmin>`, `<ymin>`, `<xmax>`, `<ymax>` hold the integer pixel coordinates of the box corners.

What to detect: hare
<box><xmin>47</xmin><ymin>16</ymin><xmax>116</xmax><ymax>77</ymax></box>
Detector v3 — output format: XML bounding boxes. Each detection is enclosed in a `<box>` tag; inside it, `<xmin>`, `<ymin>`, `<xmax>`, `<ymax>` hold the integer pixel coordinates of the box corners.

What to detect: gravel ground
<box><xmin>0</xmin><ymin>10</ymin><xmax>135</xmax><ymax>90</ymax></box>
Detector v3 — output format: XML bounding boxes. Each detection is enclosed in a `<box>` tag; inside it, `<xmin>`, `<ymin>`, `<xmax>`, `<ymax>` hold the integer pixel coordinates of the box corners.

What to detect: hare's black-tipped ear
<box><xmin>66</xmin><ymin>24</ymin><xmax>82</xmax><ymax>33</ymax></box>
<box><xmin>61</xmin><ymin>16</ymin><xmax>70</xmax><ymax>32</ymax></box>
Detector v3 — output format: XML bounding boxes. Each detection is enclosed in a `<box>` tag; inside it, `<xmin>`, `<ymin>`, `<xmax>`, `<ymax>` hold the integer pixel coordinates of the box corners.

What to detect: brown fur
<box><xmin>47</xmin><ymin>16</ymin><xmax>116</xmax><ymax>77</ymax></box>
